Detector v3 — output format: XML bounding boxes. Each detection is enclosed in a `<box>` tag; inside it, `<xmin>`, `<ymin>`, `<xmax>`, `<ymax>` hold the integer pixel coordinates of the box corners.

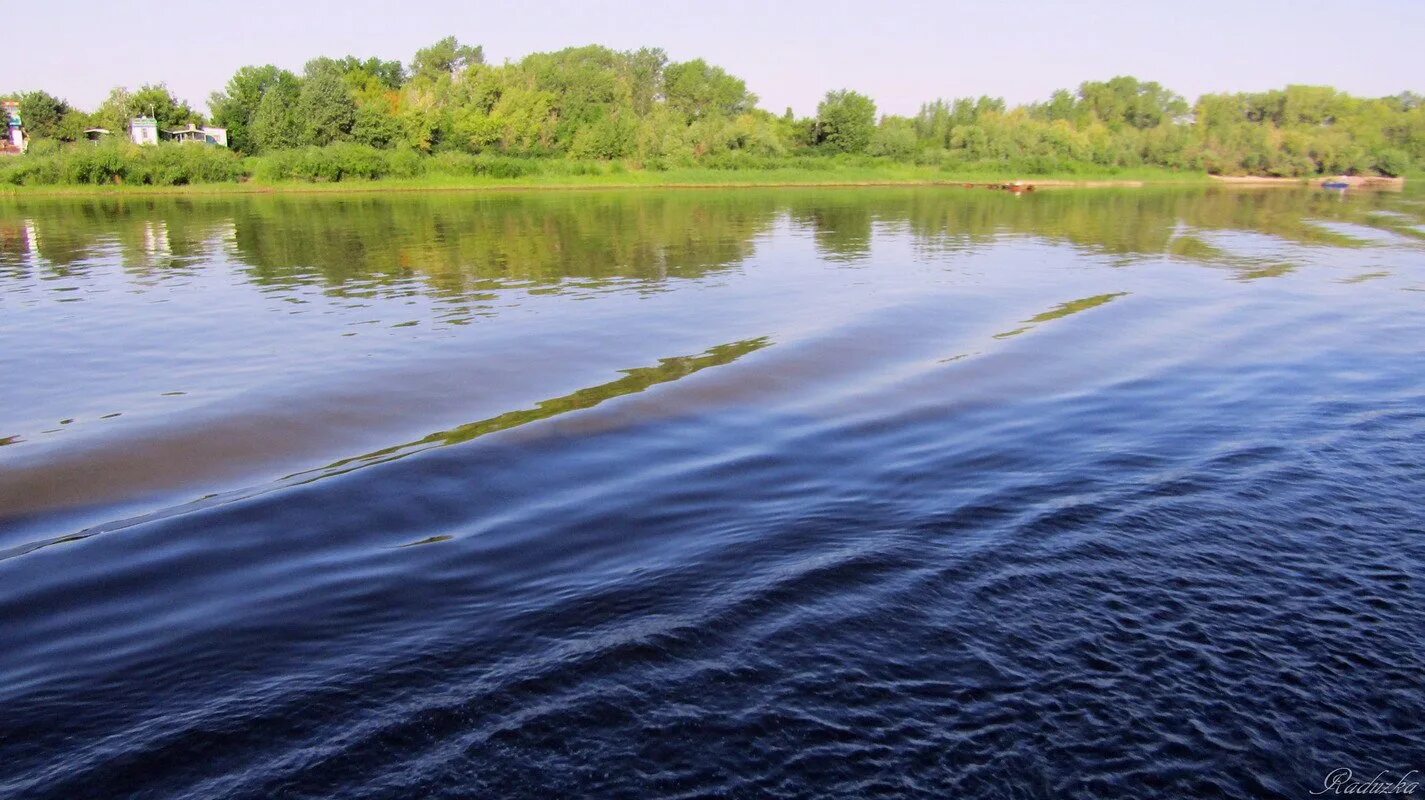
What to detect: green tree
<box><xmin>332</xmin><ymin>56</ymin><xmax>404</xmax><ymax>90</ymax></box>
<box><xmin>18</xmin><ymin>91</ymin><xmax>70</xmax><ymax>140</ymax></box>
<box><xmin>1372</xmin><ymin>148</ymin><xmax>1410</xmax><ymax>176</ymax></box>
<box><xmin>1077</xmin><ymin>76</ymin><xmax>1186</xmax><ymax>129</ymax></box>
<box><xmin>298</xmin><ymin>64</ymin><xmax>357</xmax><ymax>146</ymax></box>
<box><xmin>4</xmin><ymin>43</ymin><xmax>1420</xmax><ymax>181</ymax></box>
<box><xmin>251</xmin><ymin>76</ymin><xmax>303</xmax><ymax>151</ymax></box>
<box><xmin>1281</xmin><ymin>85</ymin><xmax>1345</xmax><ymax>125</ymax></box>
<box><xmin>664</xmin><ymin>59</ymin><xmax>755</xmax><ymax>121</ymax></box>
<box><xmin>815</xmin><ymin>90</ymin><xmax>876</xmax><ymax>153</ymax></box>
<box><xmin>131</xmin><ymin>84</ymin><xmax>201</xmax><ymax>131</ymax></box>
<box><xmin>92</xmin><ymin>88</ymin><xmax>133</xmax><ymax>137</ymax></box>
<box><xmin>1036</xmin><ymin>89</ymin><xmax>1080</xmax><ymax>122</ymax></box>
<box><xmin>351</xmin><ymin>105</ymin><xmax>401</xmax><ymax>148</ymax></box>
<box><xmin>868</xmin><ymin>117</ymin><xmax>917</xmax><ymax>159</ymax></box>
<box><xmin>520</xmin><ymin>45</ymin><xmax>628</xmax><ymax>151</ymax></box>
<box><xmin>569</xmin><ymin>114</ymin><xmax>636</xmax><ymax>159</ymax></box>
<box><xmin>86</xmin><ymin>84</ymin><xmax>198</xmax><ymax>140</ymax></box>
<box><xmin>410</xmin><ymin>36</ymin><xmax>483</xmax><ymax>82</ymax></box>
<box><xmin>624</xmin><ymin>47</ymin><xmax>668</xmax><ymax>116</ymax></box>
<box><xmin>210</xmin><ymin>65</ymin><xmax>299</xmax><ymax>153</ymax></box>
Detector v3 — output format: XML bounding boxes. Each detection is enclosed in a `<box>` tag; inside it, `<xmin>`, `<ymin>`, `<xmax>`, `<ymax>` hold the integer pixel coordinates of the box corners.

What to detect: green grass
<box><xmin>0</xmin><ymin>163</ymin><xmax>1209</xmax><ymax>196</ymax></box>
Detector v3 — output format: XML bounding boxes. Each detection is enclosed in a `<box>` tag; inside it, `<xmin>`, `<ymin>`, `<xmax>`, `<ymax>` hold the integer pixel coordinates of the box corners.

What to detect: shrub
<box><xmin>1372</xmin><ymin>148</ymin><xmax>1411</xmax><ymax>177</ymax></box>
<box><xmin>251</xmin><ymin>145</ymin><xmax>384</xmax><ymax>182</ymax></box>
<box><xmin>63</xmin><ymin>146</ymin><xmax>127</xmax><ymax>184</ymax></box>
<box><xmin>325</xmin><ymin>143</ymin><xmax>388</xmax><ymax>180</ymax></box>
<box><xmin>552</xmin><ymin>160</ymin><xmax>602</xmax><ymax>176</ymax></box>
<box><xmin>0</xmin><ymin>141</ymin><xmax>245</xmax><ymax>186</ymax></box>
<box><xmin>428</xmin><ymin>151</ymin><xmax>477</xmax><ymax>177</ymax></box>
<box><xmin>132</xmin><ymin>144</ymin><xmax>246</xmax><ymax>185</ymax></box>
<box><xmin>386</xmin><ymin>147</ymin><xmax>427</xmax><ymax>179</ymax></box>
<box><xmin>470</xmin><ymin>155</ymin><xmax>538</xmax><ymax>179</ymax></box>
<box><xmin>868</xmin><ymin>124</ymin><xmax>918</xmax><ymax>160</ymax></box>
<box><xmin>0</xmin><ymin>153</ymin><xmax>63</xmax><ymax>185</ymax></box>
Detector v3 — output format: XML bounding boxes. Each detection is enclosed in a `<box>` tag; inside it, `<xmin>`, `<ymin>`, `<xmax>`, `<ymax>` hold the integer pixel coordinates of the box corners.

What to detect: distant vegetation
<box><xmin>3</xmin><ymin>37</ymin><xmax>1422</xmax><ymax>186</ymax></box>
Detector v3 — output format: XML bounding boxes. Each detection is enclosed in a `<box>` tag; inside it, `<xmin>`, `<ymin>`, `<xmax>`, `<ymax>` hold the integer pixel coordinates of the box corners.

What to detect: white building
<box><xmin>2</xmin><ymin>101</ymin><xmax>25</xmax><ymax>153</ymax></box>
<box><xmin>130</xmin><ymin>116</ymin><xmax>159</xmax><ymax>146</ymax></box>
<box><xmin>167</xmin><ymin>124</ymin><xmax>228</xmax><ymax>147</ymax></box>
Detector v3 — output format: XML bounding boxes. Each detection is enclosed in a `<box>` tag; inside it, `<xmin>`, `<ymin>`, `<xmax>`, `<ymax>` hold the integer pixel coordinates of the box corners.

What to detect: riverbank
<box><xmin>1209</xmin><ymin>174</ymin><xmax>1408</xmax><ymax>191</ymax></box>
<box><xmin>0</xmin><ymin>165</ymin><xmax>1211</xmax><ymax>196</ymax></box>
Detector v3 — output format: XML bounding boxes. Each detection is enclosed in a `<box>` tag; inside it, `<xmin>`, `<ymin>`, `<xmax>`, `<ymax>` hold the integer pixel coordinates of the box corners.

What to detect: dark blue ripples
<box><xmin>2</xmin><ymin>189</ymin><xmax>1424</xmax><ymax>799</ymax></box>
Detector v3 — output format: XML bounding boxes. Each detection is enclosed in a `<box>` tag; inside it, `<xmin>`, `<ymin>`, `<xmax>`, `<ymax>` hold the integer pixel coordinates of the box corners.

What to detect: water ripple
<box><xmin>2</xmin><ymin>188</ymin><xmax>1424</xmax><ymax>799</ymax></box>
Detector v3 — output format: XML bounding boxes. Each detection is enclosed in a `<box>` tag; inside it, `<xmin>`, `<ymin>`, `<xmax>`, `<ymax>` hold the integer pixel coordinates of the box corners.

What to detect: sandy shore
<box><xmin>1210</xmin><ymin>174</ymin><xmax>1405</xmax><ymax>191</ymax></box>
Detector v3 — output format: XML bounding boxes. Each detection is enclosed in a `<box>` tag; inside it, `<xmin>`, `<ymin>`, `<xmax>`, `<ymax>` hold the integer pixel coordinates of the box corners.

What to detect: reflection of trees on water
<box><xmin>787</xmin><ymin>200</ymin><xmax>875</xmax><ymax>263</ymax></box>
<box><xmin>0</xmin><ymin>200</ymin><xmax>233</xmax><ymax>277</ymax></box>
<box><xmin>226</xmin><ymin>193</ymin><xmax>784</xmax><ymax>295</ymax></box>
<box><xmin>993</xmin><ymin>292</ymin><xmax>1130</xmax><ymax>339</ymax></box>
<box><xmin>817</xmin><ymin>188</ymin><xmax>1413</xmax><ymax>266</ymax></box>
<box><xmin>1</xmin><ymin>188</ymin><xmax>1419</xmax><ymax>291</ymax></box>
<box><xmin>294</xmin><ymin>336</ymin><xmax>773</xmax><ymax>483</ymax></box>
<box><xmin>0</xmin><ymin>193</ymin><xmax>782</xmax><ymax>292</ymax></box>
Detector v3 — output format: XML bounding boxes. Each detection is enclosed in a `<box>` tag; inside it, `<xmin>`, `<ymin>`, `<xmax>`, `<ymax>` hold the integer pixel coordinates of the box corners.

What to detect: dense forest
<box><xmin>4</xmin><ymin>37</ymin><xmax>1423</xmax><ymax>185</ymax></box>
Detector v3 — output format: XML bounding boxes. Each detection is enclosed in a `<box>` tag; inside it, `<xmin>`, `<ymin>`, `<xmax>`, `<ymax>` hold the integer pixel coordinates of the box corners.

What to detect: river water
<box><xmin>1</xmin><ymin>187</ymin><xmax>1422</xmax><ymax>798</ymax></box>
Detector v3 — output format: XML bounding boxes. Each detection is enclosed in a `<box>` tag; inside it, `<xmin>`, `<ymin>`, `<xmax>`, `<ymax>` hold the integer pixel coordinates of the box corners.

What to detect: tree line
<box><xmin>6</xmin><ymin>37</ymin><xmax>1423</xmax><ymax>178</ymax></box>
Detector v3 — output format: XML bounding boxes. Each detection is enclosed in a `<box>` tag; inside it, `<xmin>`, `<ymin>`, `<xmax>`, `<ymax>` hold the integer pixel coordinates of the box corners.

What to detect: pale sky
<box><xmin>9</xmin><ymin>0</ymin><xmax>1425</xmax><ymax>116</ymax></box>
